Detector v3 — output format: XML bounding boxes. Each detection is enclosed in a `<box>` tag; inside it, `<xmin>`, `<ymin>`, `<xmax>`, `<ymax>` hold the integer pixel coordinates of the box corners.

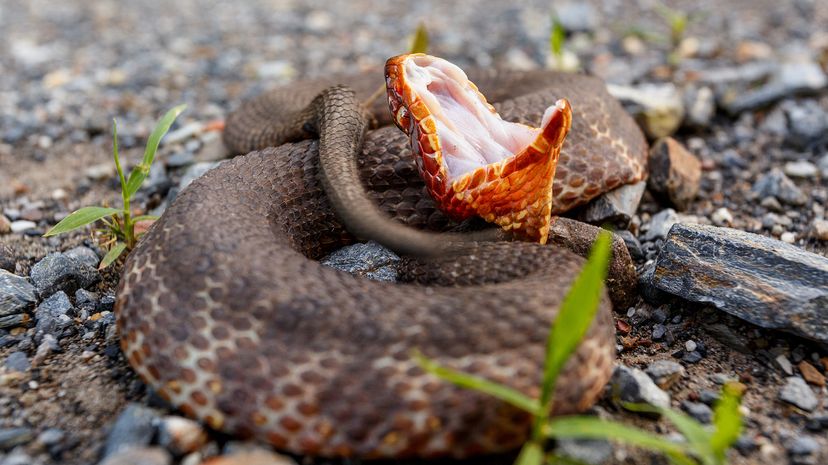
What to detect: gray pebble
<box><xmin>0</xmin><ymin>427</ymin><xmax>34</xmax><ymax>451</ymax></box>
<box><xmin>682</xmin><ymin>351</ymin><xmax>703</xmax><ymax>364</ymax></box>
<box><xmin>784</xmin><ymin>160</ymin><xmax>818</xmax><ymax>179</ymax></box>
<box><xmin>699</xmin><ymin>390</ymin><xmax>721</xmax><ymax>405</ymax></box>
<box><xmin>30</xmin><ymin>252</ymin><xmax>101</xmax><ymax>298</ymax></box>
<box><xmin>37</xmin><ymin>428</ymin><xmax>65</xmax><ymax>446</ymax></box>
<box><xmin>556</xmin><ymin>438</ymin><xmax>613</xmax><ymax>465</ymax></box>
<box><xmin>681</xmin><ymin>400</ymin><xmax>713</xmax><ymax>423</ymax></box>
<box><xmin>752</xmin><ymin>169</ymin><xmax>807</xmax><ymax>206</ymax></box>
<box><xmin>685</xmin><ymin>340</ymin><xmax>697</xmax><ymax>352</ymax></box>
<box><xmin>779</xmin><ymin>377</ymin><xmax>818</xmax><ymax>411</ymax></box>
<box><xmin>610</xmin><ymin>365</ymin><xmax>671</xmax><ymax>411</ymax></box>
<box><xmin>98</xmin><ymin>446</ymin><xmax>172</xmax><ymax>465</ymax></box>
<box><xmin>787</xmin><ymin>435</ymin><xmax>819</xmax><ymax>456</ymax></box>
<box><xmin>103</xmin><ymin>404</ymin><xmax>160</xmax><ymax>458</ymax></box>
<box><xmin>0</xmin><ymin>270</ymin><xmax>37</xmax><ymax>316</ymax></box>
<box><xmin>652</xmin><ymin>324</ymin><xmax>666</xmax><ymax>340</ymax></box>
<box><xmin>35</xmin><ymin>291</ymin><xmax>73</xmax><ymax>338</ymax></box>
<box><xmin>641</xmin><ymin>209</ymin><xmax>678</xmax><ymax>242</ymax></box>
<box><xmin>64</xmin><ymin>246</ymin><xmax>100</xmax><ymax>268</ymax></box>
<box><xmin>5</xmin><ymin>351</ymin><xmax>30</xmax><ymax>372</ymax></box>
<box><xmin>644</xmin><ymin>360</ymin><xmax>685</xmax><ymax>389</ymax></box>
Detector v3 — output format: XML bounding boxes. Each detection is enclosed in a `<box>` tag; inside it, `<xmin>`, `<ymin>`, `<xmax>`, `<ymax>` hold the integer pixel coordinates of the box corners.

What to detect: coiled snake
<box><xmin>116</xmin><ymin>55</ymin><xmax>647</xmax><ymax>458</ymax></box>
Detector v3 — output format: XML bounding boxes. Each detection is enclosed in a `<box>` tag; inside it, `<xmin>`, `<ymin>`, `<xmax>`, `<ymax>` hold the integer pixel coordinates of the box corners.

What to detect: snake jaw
<box><xmin>385</xmin><ymin>54</ymin><xmax>572</xmax><ymax>244</ymax></box>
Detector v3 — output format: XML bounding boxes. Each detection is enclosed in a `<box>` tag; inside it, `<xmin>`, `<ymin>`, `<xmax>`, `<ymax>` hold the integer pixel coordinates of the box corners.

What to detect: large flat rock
<box><xmin>651</xmin><ymin>223</ymin><xmax>828</xmax><ymax>343</ymax></box>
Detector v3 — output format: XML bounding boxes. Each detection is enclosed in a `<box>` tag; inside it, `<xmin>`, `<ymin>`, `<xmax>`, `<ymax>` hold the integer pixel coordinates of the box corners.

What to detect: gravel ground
<box><xmin>1</xmin><ymin>0</ymin><xmax>827</xmax><ymax>464</ymax></box>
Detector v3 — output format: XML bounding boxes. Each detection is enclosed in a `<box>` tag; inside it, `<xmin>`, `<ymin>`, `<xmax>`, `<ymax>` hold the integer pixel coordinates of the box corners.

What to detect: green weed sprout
<box><xmin>44</xmin><ymin>105</ymin><xmax>186</xmax><ymax>268</ymax></box>
<box><xmin>416</xmin><ymin>231</ymin><xmax>743</xmax><ymax>465</ymax></box>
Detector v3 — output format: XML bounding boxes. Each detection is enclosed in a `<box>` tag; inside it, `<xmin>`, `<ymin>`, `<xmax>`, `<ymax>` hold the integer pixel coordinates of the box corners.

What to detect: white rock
<box><xmin>711</xmin><ymin>207</ymin><xmax>733</xmax><ymax>226</ymax></box>
<box><xmin>780</xmin><ymin>231</ymin><xmax>796</xmax><ymax>243</ymax></box>
<box><xmin>784</xmin><ymin>160</ymin><xmax>818</xmax><ymax>178</ymax></box>
<box><xmin>10</xmin><ymin>220</ymin><xmax>36</xmax><ymax>233</ymax></box>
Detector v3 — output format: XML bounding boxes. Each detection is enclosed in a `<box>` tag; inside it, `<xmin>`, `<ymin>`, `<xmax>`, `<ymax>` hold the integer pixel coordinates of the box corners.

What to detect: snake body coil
<box><xmin>116</xmin><ymin>66</ymin><xmax>646</xmax><ymax>458</ymax></box>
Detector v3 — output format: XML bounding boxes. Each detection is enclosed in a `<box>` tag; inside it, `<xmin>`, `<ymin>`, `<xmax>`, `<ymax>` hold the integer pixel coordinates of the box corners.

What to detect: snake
<box><xmin>115</xmin><ymin>54</ymin><xmax>647</xmax><ymax>459</ymax></box>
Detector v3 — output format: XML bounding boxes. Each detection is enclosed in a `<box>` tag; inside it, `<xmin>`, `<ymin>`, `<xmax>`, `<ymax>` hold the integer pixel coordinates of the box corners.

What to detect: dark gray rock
<box><xmin>752</xmin><ymin>169</ymin><xmax>807</xmax><ymax>206</ymax></box>
<box><xmin>75</xmin><ymin>288</ymin><xmax>99</xmax><ymax>308</ymax></box>
<box><xmin>5</xmin><ymin>351</ymin><xmax>30</xmax><ymax>372</ymax></box>
<box><xmin>30</xmin><ymin>252</ymin><xmax>100</xmax><ymax>298</ymax></box>
<box><xmin>35</xmin><ymin>291</ymin><xmax>73</xmax><ymax>338</ymax></box>
<box><xmin>723</xmin><ymin>61</ymin><xmax>827</xmax><ymax>114</ymax></box>
<box><xmin>681</xmin><ymin>400</ymin><xmax>713</xmax><ymax>423</ymax></box>
<box><xmin>647</xmin><ymin>138</ymin><xmax>702</xmax><ymax>210</ymax></box>
<box><xmin>610</xmin><ymin>365</ymin><xmax>670</xmax><ymax>411</ymax></box>
<box><xmin>645</xmin><ymin>360</ymin><xmax>685</xmax><ymax>389</ymax></box>
<box><xmin>650</xmin><ymin>223</ymin><xmax>828</xmax><ymax>343</ymax></box>
<box><xmin>103</xmin><ymin>404</ymin><xmax>160</xmax><ymax>458</ymax></box>
<box><xmin>556</xmin><ymin>438</ymin><xmax>613</xmax><ymax>465</ymax></box>
<box><xmin>639</xmin><ymin>262</ymin><xmax>672</xmax><ymax>305</ymax></box>
<box><xmin>64</xmin><ymin>246</ymin><xmax>100</xmax><ymax>269</ymax></box>
<box><xmin>616</xmin><ymin>230</ymin><xmax>643</xmax><ymax>260</ymax></box>
<box><xmin>651</xmin><ymin>323</ymin><xmax>667</xmax><ymax>341</ymax></box>
<box><xmin>785</xmin><ymin>100</ymin><xmax>828</xmax><ymax>149</ymax></box>
<box><xmin>321</xmin><ymin>241</ymin><xmax>399</xmax><ymax>282</ymax></box>
<box><xmin>98</xmin><ymin>446</ymin><xmax>172</xmax><ymax>465</ymax></box>
<box><xmin>37</xmin><ymin>428</ymin><xmax>65</xmax><ymax>446</ymax></box>
<box><xmin>0</xmin><ymin>270</ymin><xmax>36</xmax><ymax>316</ymax></box>
<box><xmin>699</xmin><ymin>390</ymin><xmax>721</xmax><ymax>405</ymax></box>
<box><xmin>779</xmin><ymin>377</ymin><xmax>818</xmax><ymax>411</ymax></box>
<box><xmin>580</xmin><ymin>181</ymin><xmax>646</xmax><ymax>229</ymax></box>
<box><xmin>0</xmin><ymin>314</ymin><xmax>28</xmax><ymax>330</ymax></box>
<box><xmin>682</xmin><ymin>351</ymin><xmax>704</xmax><ymax>364</ymax></box>
<box><xmin>0</xmin><ymin>427</ymin><xmax>34</xmax><ymax>450</ymax></box>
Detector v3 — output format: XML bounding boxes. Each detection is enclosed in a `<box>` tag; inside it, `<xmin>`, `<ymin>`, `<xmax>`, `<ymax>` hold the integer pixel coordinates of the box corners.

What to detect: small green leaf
<box><xmin>124</xmin><ymin>104</ymin><xmax>187</xmax><ymax>198</ymax></box>
<box><xmin>412</xmin><ymin>350</ymin><xmax>542</xmax><ymax>416</ymax></box>
<box><xmin>131</xmin><ymin>215</ymin><xmax>159</xmax><ymax>223</ymax></box>
<box><xmin>409</xmin><ymin>22</ymin><xmax>429</xmax><ymax>54</ymax></box>
<box><xmin>541</xmin><ymin>231</ymin><xmax>612</xmax><ymax>408</ymax></box>
<box><xmin>550</xmin><ymin>16</ymin><xmax>565</xmax><ymax>58</ymax></box>
<box><xmin>710</xmin><ymin>383</ymin><xmax>743</xmax><ymax>461</ymax></box>
<box><xmin>545</xmin><ymin>416</ymin><xmax>693</xmax><ymax>462</ymax></box>
<box><xmin>515</xmin><ymin>441</ymin><xmax>544</xmax><ymax>465</ymax></box>
<box><xmin>43</xmin><ymin>206</ymin><xmax>121</xmax><ymax>237</ymax></box>
<box><xmin>99</xmin><ymin>242</ymin><xmax>127</xmax><ymax>269</ymax></box>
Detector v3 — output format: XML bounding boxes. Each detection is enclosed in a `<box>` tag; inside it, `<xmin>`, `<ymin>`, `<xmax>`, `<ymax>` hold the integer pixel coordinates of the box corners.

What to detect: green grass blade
<box><xmin>124</xmin><ymin>104</ymin><xmax>187</xmax><ymax>198</ymax></box>
<box><xmin>43</xmin><ymin>206</ymin><xmax>121</xmax><ymax>237</ymax></box>
<box><xmin>515</xmin><ymin>441</ymin><xmax>544</xmax><ymax>465</ymax></box>
<box><xmin>131</xmin><ymin>215</ymin><xmax>159</xmax><ymax>222</ymax></box>
<box><xmin>710</xmin><ymin>383</ymin><xmax>743</xmax><ymax>461</ymax></box>
<box><xmin>656</xmin><ymin>407</ymin><xmax>715</xmax><ymax>464</ymax></box>
<box><xmin>99</xmin><ymin>242</ymin><xmax>127</xmax><ymax>269</ymax></box>
<box><xmin>412</xmin><ymin>351</ymin><xmax>542</xmax><ymax>416</ymax></box>
<box><xmin>550</xmin><ymin>16</ymin><xmax>565</xmax><ymax>58</ymax></box>
<box><xmin>545</xmin><ymin>416</ymin><xmax>693</xmax><ymax>461</ymax></box>
<box><xmin>409</xmin><ymin>22</ymin><xmax>428</xmax><ymax>54</ymax></box>
<box><xmin>546</xmin><ymin>454</ymin><xmax>591</xmax><ymax>465</ymax></box>
<box><xmin>540</xmin><ymin>231</ymin><xmax>612</xmax><ymax>408</ymax></box>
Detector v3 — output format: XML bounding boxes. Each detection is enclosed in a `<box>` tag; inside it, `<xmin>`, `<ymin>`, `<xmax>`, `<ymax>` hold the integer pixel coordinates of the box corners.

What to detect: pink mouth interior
<box><xmin>403</xmin><ymin>55</ymin><xmax>554</xmax><ymax>180</ymax></box>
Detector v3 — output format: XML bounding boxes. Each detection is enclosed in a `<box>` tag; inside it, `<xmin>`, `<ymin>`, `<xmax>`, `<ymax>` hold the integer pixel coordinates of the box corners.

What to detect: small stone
<box><xmin>321</xmin><ymin>241</ymin><xmax>399</xmax><ymax>282</ymax></box>
<box><xmin>650</xmin><ymin>224</ymin><xmax>828</xmax><ymax>344</ymax></box>
<box><xmin>781</xmin><ymin>231</ymin><xmax>796</xmax><ymax>244</ymax></box>
<box><xmin>710</xmin><ymin>208</ymin><xmax>733</xmax><ymax>226</ymax></box>
<box><xmin>786</xmin><ymin>100</ymin><xmax>828</xmax><ymax>149</ymax></box>
<box><xmin>615</xmin><ymin>230</ymin><xmax>643</xmax><ymax>260</ymax></box>
<box><xmin>0</xmin><ymin>270</ymin><xmax>37</xmax><ymax>316</ymax></box>
<box><xmin>556</xmin><ymin>438</ymin><xmax>613</xmax><ymax>465</ymax></box>
<box><xmin>735</xmin><ymin>435</ymin><xmax>759</xmax><ymax>455</ymax></box>
<box><xmin>103</xmin><ymin>404</ymin><xmax>160</xmax><ymax>458</ymax></box>
<box><xmin>30</xmin><ymin>252</ymin><xmax>101</xmax><ymax>298</ymax></box>
<box><xmin>651</xmin><ymin>324</ymin><xmax>667</xmax><ymax>341</ymax></box>
<box><xmin>32</xmin><ymin>334</ymin><xmax>59</xmax><ymax>367</ymax></box>
<box><xmin>64</xmin><ymin>246</ymin><xmax>100</xmax><ymax>268</ymax></box>
<box><xmin>779</xmin><ymin>377</ymin><xmax>818</xmax><ymax>411</ymax></box>
<box><xmin>5</xmin><ymin>351</ymin><xmax>30</xmax><ymax>372</ymax></box>
<box><xmin>610</xmin><ymin>365</ymin><xmax>671</xmax><ymax>411</ymax></box>
<box><xmin>555</xmin><ymin>2</ymin><xmax>598</xmax><ymax>32</ymax></box>
<box><xmin>685</xmin><ymin>340</ymin><xmax>697</xmax><ymax>352</ymax></box>
<box><xmin>681</xmin><ymin>401</ymin><xmax>713</xmax><ymax>423</ymax></box>
<box><xmin>35</xmin><ymin>291</ymin><xmax>73</xmax><ymax>337</ymax></box>
<box><xmin>787</xmin><ymin>436</ymin><xmax>819</xmax><ymax>457</ymax></box>
<box><xmin>10</xmin><ymin>220</ymin><xmax>36</xmax><ymax>233</ymax></box>
<box><xmin>0</xmin><ymin>215</ymin><xmax>10</xmax><ymax>234</ymax></box>
<box><xmin>641</xmin><ymin>209</ymin><xmax>678</xmax><ymax>242</ymax></box>
<box><xmin>682</xmin><ymin>351</ymin><xmax>703</xmax><ymax>364</ymax></box>
<box><xmin>723</xmin><ymin>61</ymin><xmax>828</xmax><ymax>114</ymax></box>
<box><xmin>684</xmin><ymin>86</ymin><xmax>715</xmax><ymax>127</ymax></box>
<box><xmin>775</xmin><ymin>354</ymin><xmax>794</xmax><ymax>376</ymax></box>
<box><xmin>644</xmin><ymin>360</ymin><xmax>685</xmax><ymax>389</ymax></box>
<box><xmin>647</xmin><ymin>137</ymin><xmax>702</xmax><ymax>210</ymax></box>
<box><xmin>798</xmin><ymin>361</ymin><xmax>825</xmax><ymax>387</ymax></box>
<box><xmin>99</xmin><ymin>446</ymin><xmax>171</xmax><ymax>465</ymax></box>
<box><xmin>810</xmin><ymin>219</ymin><xmax>828</xmax><ymax>241</ymax></box>
<box><xmin>0</xmin><ymin>427</ymin><xmax>34</xmax><ymax>450</ymax></box>
<box><xmin>819</xmin><ymin>153</ymin><xmax>828</xmax><ymax>178</ymax></box>
<box><xmin>158</xmin><ymin>416</ymin><xmax>208</xmax><ymax>455</ymax></box>
<box><xmin>75</xmin><ymin>289</ymin><xmax>99</xmax><ymax>308</ymax></box>
<box><xmin>785</xmin><ymin>160</ymin><xmax>819</xmax><ymax>179</ymax></box>
<box><xmin>752</xmin><ymin>169</ymin><xmax>807</xmax><ymax>206</ymax></box>
<box><xmin>712</xmin><ymin>373</ymin><xmax>737</xmax><ymax>385</ymax></box>
<box><xmin>607</xmin><ymin>83</ymin><xmax>685</xmax><ymax>139</ymax></box>
<box><xmin>580</xmin><ymin>181</ymin><xmax>646</xmax><ymax>229</ymax></box>
<box><xmin>699</xmin><ymin>390</ymin><xmax>721</xmax><ymax>405</ymax></box>
<box><xmin>85</xmin><ymin>163</ymin><xmax>115</xmax><ymax>181</ymax></box>
<box><xmin>37</xmin><ymin>428</ymin><xmax>65</xmax><ymax>446</ymax></box>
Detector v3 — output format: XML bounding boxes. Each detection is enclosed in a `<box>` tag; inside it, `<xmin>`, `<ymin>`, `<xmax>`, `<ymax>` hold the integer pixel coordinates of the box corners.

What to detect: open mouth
<box><xmin>385</xmin><ymin>54</ymin><xmax>572</xmax><ymax>243</ymax></box>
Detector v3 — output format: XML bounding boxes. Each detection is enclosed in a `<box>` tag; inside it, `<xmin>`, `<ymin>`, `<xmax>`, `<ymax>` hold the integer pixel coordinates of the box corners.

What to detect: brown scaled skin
<box><xmin>117</xmin><ymin>66</ymin><xmax>646</xmax><ymax>458</ymax></box>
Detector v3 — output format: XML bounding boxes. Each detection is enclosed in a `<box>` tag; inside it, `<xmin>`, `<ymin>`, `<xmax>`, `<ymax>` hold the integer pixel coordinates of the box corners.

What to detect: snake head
<box><xmin>385</xmin><ymin>53</ymin><xmax>572</xmax><ymax>244</ymax></box>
